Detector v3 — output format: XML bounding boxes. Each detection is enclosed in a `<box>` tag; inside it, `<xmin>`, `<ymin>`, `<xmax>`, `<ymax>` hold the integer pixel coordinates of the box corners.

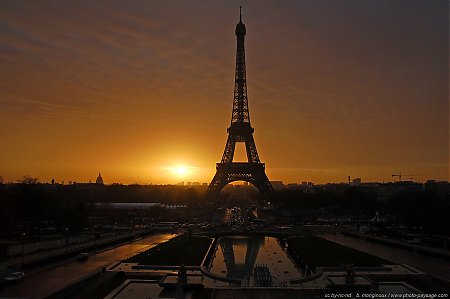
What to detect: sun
<box><xmin>166</xmin><ymin>165</ymin><xmax>191</xmax><ymax>178</ymax></box>
<box><xmin>173</xmin><ymin>166</ymin><xmax>188</xmax><ymax>176</ymax></box>
<box><xmin>164</xmin><ymin>164</ymin><xmax>199</xmax><ymax>180</ymax></box>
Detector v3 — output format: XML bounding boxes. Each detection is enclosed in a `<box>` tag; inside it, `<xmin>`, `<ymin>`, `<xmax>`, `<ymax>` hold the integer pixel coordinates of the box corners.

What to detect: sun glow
<box><xmin>165</xmin><ymin>165</ymin><xmax>196</xmax><ymax>179</ymax></box>
<box><xmin>173</xmin><ymin>166</ymin><xmax>188</xmax><ymax>176</ymax></box>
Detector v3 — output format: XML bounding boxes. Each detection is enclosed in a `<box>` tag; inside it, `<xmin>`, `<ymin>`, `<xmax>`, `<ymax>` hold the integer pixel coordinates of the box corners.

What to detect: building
<box><xmin>270</xmin><ymin>181</ymin><xmax>285</xmax><ymax>190</ymax></box>
<box><xmin>96</xmin><ymin>172</ymin><xmax>104</xmax><ymax>185</ymax></box>
<box><xmin>351</xmin><ymin>178</ymin><xmax>362</xmax><ymax>185</ymax></box>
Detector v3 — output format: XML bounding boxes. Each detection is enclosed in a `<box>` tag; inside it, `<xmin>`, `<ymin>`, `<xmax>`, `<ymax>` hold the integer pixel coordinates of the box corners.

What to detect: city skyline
<box><xmin>0</xmin><ymin>1</ymin><xmax>448</xmax><ymax>184</ymax></box>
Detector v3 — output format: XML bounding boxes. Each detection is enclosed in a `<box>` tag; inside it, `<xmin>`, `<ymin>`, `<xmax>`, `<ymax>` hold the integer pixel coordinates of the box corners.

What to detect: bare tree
<box><xmin>18</xmin><ymin>175</ymin><xmax>39</xmax><ymax>184</ymax></box>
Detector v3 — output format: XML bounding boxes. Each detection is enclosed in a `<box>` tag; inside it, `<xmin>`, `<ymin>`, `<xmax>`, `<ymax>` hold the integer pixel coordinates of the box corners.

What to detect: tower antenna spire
<box><xmin>239</xmin><ymin>6</ymin><xmax>242</xmax><ymax>22</ymax></box>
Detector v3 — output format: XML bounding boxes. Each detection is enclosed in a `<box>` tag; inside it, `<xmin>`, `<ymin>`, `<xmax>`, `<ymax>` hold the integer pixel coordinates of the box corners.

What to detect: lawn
<box><xmin>126</xmin><ymin>235</ymin><xmax>212</xmax><ymax>266</ymax></box>
<box><xmin>286</xmin><ymin>236</ymin><xmax>391</xmax><ymax>268</ymax></box>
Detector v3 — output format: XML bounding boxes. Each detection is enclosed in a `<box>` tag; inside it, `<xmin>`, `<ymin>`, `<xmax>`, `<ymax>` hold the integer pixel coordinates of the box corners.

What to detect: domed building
<box><xmin>96</xmin><ymin>172</ymin><xmax>104</xmax><ymax>185</ymax></box>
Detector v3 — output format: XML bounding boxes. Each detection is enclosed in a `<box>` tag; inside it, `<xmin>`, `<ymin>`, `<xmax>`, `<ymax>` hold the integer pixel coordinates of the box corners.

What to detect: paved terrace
<box><xmin>0</xmin><ymin>233</ymin><xmax>178</xmax><ymax>299</ymax></box>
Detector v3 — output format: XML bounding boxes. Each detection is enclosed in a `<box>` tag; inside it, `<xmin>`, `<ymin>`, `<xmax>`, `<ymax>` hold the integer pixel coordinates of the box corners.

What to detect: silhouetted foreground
<box><xmin>0</xmin><ymin>179</ymin><xmax>448</xmax><ymax>264</ymax></box>
<box><xmin>0</xmin><ymin>183</ymin><xmax>205</xmax><ymax>238</ymax></box>
<box><xmin>0</xmin><ymin>181</ymin><xmax>448</xmax><ymax>237</ymax></box>
<box><xmin>272</xmin><ymin>182</ymin><xmax>450</xmax><ymax>235</ymax></box>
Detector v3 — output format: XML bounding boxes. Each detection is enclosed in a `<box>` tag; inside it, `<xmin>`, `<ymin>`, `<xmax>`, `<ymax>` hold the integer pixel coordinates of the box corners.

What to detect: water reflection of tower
<box><xmin>220</xmin><ymin>236</ymin><xmax>265</xmax><ymax>278</ymax></box>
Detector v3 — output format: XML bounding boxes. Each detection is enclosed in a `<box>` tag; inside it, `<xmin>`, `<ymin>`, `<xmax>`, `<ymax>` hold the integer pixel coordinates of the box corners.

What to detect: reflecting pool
<box><xmin>209</xmin><ymin>236</ymin><xmax>301</xmax><ymax>286</ymax></box>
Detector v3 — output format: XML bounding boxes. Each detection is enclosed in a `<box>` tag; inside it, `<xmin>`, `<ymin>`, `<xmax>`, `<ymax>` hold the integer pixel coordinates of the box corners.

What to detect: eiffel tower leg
<box><xmin>221</xmin><ymin>135</ymin><xmax>236</xmax><ymax>163</ymax></box>
<box><xmin>206</xmin><ymin>171</ymin><xmax>226</xmax><ymax>201</ymax></box>
<box><xmin>245</xmin><ymin>135</ymin><xmax>260</xmax><ymax>163</ymax></box>
<box><xmin>252</xmin><ymin>170</ymin><xmax>273</xmax><ymax>199</ymax></box>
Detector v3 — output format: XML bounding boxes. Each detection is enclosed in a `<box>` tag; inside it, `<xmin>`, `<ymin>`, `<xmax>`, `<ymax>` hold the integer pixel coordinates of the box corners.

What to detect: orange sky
<box><xmin>0</xmin><ymin>1</ymin><xmax>448</xmax><ymax>184</ymax></box>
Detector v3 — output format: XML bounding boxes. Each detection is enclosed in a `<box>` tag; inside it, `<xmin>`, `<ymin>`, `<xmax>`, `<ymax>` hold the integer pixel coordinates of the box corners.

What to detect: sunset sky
<box><xmin>0</xmin><ymin>1</ymin><xmax>448</xmax><ymax>184</ymax></box>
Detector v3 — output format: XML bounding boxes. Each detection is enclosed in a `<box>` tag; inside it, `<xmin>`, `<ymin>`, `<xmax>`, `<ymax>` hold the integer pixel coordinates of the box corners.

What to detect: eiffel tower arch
<box><xmin>206</xmin><ymin>8</ymin><xmax>273</xmax><ymax>200</ymax></box>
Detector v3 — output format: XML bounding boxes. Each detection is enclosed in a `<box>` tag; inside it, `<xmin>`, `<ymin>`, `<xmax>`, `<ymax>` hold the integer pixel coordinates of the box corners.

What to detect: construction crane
<box><xmin>392</xmin><ymin>173</ymin><xmax>415</xmax><ymax>182</ymax></box>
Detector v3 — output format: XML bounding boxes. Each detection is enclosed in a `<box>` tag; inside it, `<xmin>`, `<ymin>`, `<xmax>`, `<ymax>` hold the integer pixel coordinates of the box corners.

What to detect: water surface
<box><xmin>209</xmin><ymin>236</ymin><xmax>301</xmax><ymax>285</ymax></box>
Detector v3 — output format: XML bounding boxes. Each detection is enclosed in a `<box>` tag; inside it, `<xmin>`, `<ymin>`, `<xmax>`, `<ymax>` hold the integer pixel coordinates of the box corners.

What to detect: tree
<box><xmin>18</xmin><ymin>175</ymin><xmax>39</xmax><ymax>184</ymax></box>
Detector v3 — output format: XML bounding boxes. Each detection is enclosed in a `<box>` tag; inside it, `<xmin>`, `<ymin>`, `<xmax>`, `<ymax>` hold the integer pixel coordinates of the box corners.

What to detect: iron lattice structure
<box><xmin>206</xmin><ymin>9</ymin><xmax>273</xmax><ymax>199</ymax></box>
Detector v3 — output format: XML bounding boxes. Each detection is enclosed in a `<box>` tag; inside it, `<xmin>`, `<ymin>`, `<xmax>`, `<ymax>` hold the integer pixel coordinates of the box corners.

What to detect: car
<box><xmin>75</xmin><ymin>252</ymin><xmax>89</xmax><ymax>262</ymax></box>
<box><xmin>3</xmin><ymin>272</ymin><xmax>25</xmax><ymax>282</ymax></box>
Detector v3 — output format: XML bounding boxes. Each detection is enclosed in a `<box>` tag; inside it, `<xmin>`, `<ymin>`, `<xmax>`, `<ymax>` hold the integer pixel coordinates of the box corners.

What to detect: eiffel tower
<box><xmin>206</xmin><ymin>8</ymin><xmax>273</xmax><ymax>199</ymax></box>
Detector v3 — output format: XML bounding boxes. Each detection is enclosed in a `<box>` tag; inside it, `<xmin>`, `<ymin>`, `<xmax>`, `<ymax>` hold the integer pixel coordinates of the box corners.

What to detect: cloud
<box><xmin>0</xmin><ymin>1</ymin><xmax>447</xmax><ymax>183</ymax></box>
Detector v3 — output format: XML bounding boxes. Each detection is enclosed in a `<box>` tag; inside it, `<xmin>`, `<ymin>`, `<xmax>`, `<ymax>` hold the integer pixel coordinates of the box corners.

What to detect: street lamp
<box><xmin>114</xmin><ymin>222</ymin><xmax>117</xmax><ymax>242</ymax></box>
<box><xmin>21</xmin><ymin>232</ymin><xmax>26</xmax><ymax>271</ymax></box>
<box><xmin>65</xmin><ymin>227</ymin><xmax>69</xmax><ymax>255</ymax></box>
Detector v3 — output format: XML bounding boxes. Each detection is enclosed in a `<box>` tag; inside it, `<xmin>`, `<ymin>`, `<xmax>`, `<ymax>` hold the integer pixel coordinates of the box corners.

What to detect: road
<box><xmin>0</xmin><ymin>233</ymin><xmax>177</xmax><ymax>299</ymax></box>
<box><xmin>1</xmin><ymin>231</ymin><xmax>148</xmax><ymax>271</ymax></box>
<box><xmin>322</xmin><ymin>233</ymin><xmax>450</xmax><ymax>282</ymax></box>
